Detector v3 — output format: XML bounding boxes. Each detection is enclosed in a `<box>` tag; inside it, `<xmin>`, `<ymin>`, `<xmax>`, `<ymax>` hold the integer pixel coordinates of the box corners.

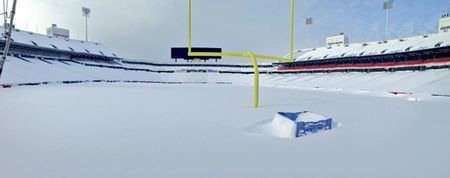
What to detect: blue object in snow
<box><xmin>277</xmin><ymin>111</ymin><xmax>333</xmax><ymax>137</ymax></box>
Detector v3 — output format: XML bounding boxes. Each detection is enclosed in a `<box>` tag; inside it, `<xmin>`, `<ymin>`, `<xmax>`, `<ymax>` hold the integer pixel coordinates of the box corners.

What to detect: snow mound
<box><xmin>253</xmin><ymin>111</ymin><xmax>334</xmax><ymax>138</ymax></box>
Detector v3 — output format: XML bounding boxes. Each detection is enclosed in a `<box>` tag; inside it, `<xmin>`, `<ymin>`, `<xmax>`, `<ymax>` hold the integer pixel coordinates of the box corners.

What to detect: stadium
<box><xmin>1</xmin><ymin>0</ymin><xmax>450</xmax><ymax>178</ymax></box>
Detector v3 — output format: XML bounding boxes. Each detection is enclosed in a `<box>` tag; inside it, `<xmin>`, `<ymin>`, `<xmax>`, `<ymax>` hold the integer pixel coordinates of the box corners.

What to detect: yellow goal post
<box><xmin>187</xmin><ymin>0</ymin><xmax>297</xmax><ymax>108</ymax></box>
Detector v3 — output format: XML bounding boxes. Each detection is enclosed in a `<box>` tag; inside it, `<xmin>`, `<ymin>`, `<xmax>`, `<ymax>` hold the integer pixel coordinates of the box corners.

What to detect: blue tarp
<box><xmin>277</xmin><ymin>112</ymin><xmax>333</xmax><ymax>137</ymax></box>
<box><xmin>278</xmin><ymin>112</ymin><xmax>302</xmax><ymax>122</ymax></box>
<box><xmin>296</xmin><ymin>119</ymin><xmax>332</xmax><ymax>137</ymax></box>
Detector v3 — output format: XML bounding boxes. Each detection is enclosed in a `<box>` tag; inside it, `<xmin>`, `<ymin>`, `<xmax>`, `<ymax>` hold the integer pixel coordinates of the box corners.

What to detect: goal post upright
<box><xmin>290</xmin><ymin>0</ymin><xmax>295</xmax><ymax>62</ymax></box>
<box><xmin>187</xmin><ymin>0</ymin><xmax>296</xmax><ymax>108</ymax></box>
<box><xmin>188</xmin><ymin>0</ymin><xmax>192</xmax><ymax>53</ymax></box>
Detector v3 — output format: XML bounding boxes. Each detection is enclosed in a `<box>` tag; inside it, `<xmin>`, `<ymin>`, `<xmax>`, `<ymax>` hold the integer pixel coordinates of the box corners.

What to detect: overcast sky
<box><xmin>4</xmin><ymin>0</ymin><xmax>450</xmax><ymax>62</ymax></box>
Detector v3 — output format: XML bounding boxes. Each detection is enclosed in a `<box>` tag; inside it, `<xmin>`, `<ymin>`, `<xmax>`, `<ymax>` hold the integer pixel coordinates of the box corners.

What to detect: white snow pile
<box><xmin>252</xmin><ymin>111</ymin><xmax>335</xmax><ymax>138</ymax></box>
<box><xmin>2</xmin><ymin>83</ymin><xmax>450</xmax><ymax>177</ymax></box>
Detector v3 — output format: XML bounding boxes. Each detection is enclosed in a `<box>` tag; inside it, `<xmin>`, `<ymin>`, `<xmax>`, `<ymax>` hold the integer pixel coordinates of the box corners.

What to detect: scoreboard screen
<box><xmin>171</xmin><ymin>47</ymin><xmax>222</xmax><ymax>61</ymax></box>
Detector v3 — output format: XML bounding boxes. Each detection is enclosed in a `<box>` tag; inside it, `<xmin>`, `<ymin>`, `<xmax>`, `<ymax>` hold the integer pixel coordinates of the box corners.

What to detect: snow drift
<box><xmin>252</xmin><ymin>111</ymin><xmax>333</xmax><ymax>138</ymax></box>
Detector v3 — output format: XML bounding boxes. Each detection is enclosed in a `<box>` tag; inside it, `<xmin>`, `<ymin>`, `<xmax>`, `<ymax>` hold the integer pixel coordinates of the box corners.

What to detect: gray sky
<box><xmin>6</xmin><ymin>0</ymin><xmax>450</xmax><ymax>62</ymax></box>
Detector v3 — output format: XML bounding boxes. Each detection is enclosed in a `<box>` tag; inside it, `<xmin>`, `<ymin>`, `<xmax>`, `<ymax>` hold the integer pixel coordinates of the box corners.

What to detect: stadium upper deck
<box><xmin>0</xmin><ymin>27</ymin><xmax>119</xmax><ymax>61</ymax></box>
<box><xmin>276</xmin><ymin>31</ymin><xmax>450</xmax><ymax>72</ymax></box>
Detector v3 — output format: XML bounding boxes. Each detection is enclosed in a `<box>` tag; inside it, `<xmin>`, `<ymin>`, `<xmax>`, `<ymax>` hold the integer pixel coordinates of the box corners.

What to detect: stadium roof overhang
<box><xmin>0</xmin><ymin>40</ymin><xmax>121</xmax><ymax>61</ymax></box>
<box><xmin>274</xmin><ymin>46</ymin><xmax>450</xmax><ymax>67</ymax></box>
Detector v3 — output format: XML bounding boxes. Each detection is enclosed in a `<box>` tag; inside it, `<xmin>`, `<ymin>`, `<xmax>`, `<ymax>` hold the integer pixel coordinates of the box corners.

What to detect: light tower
<box><xmin>305</xmin><ymin>17</ymin><xmax>313</xmax><ymax>48</ymax></box>
<box><xmin>383</xmin><ymin>0</ymin><xmax>394</xmax><ymax>41</ymax></box>
<box><xmin>82</xmin><ymin>7</ymin><xmax>91</xmax><ymax>42</ymax></box>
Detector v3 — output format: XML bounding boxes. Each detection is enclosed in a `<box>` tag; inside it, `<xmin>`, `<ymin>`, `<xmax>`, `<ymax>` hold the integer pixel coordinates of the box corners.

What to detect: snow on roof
<box><xmin>0</xmin><ymin>27</ymin><xmax>119</xmax><ymax>58</ymax></box>
<box><xmin>293</xmin><ymin>32</ymin><xmax>450</xmax><ymax>62</ymax></box>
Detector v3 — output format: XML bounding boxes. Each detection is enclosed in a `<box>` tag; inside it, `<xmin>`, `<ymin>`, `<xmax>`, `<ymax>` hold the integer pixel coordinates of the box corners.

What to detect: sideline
<box><xmin>0</xmin><ymin>80</ymin><xmax>234</xmax><ymax>89</ymax></box>
<box><xmin>1</xmin><ymin>80</ymin><xmax>449</xmax><ymax>99</ymax></box>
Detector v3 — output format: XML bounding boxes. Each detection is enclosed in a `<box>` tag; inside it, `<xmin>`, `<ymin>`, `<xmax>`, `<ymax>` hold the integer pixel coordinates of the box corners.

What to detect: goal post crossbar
<box><xmin>187</xmin><ymin>0</ymin><xmax>296</xmax><ymax>108</ymax></box>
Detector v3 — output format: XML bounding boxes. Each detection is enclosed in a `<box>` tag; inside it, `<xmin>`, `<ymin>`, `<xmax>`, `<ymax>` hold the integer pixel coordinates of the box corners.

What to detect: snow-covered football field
<box><xmin>1</xmin><ymin>83</ymin><xmax>450</xmax><ymax>178</ymax></box>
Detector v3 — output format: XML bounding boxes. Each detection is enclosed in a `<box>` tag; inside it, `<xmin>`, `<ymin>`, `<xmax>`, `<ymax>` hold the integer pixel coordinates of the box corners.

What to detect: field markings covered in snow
<box><xmin>1</xmin><ymin>83</ymin><xmax>450</xmax><ymax>178</ymax></box>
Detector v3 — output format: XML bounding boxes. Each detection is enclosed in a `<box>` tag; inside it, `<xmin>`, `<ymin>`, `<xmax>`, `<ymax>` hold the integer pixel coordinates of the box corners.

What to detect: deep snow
<box><xmin>1</xmin><ymin>83</ymin><xmax>450</xmax><ymax>178</ymax></box>
<box><xmin>255</xmin><ymin>111</ymin><xmax>335</xmax><ymax>138</ymax></box>
<box><xmin>1</xmin><ymin>56</ymin><xmax>450</xmax><ymax>177</ymax></box>
<box><xmin>2</xmin><ymin>57</ymin><xmax>450</xmax><ymax>97</ymax></box>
